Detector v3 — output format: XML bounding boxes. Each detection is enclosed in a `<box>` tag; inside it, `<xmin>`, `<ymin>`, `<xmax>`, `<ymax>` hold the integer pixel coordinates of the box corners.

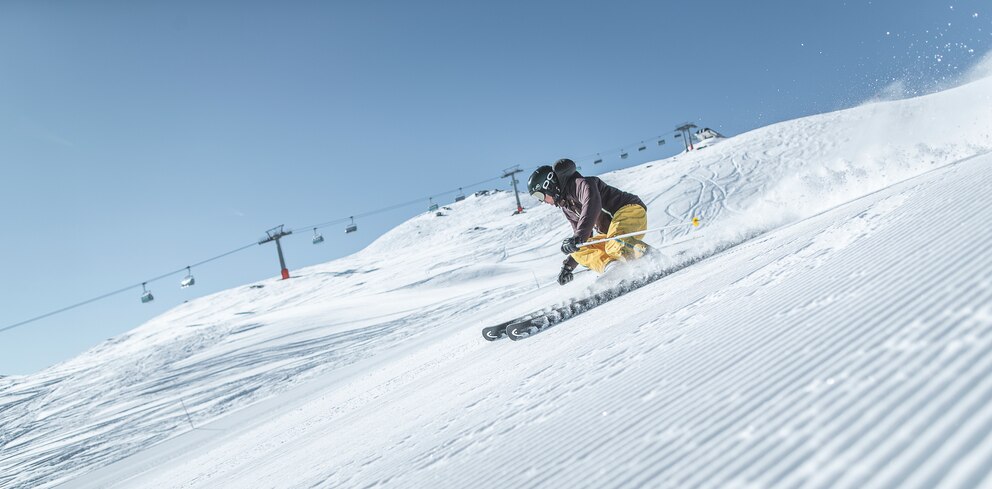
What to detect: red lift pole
<box><xmin>503</xmin><ymin>166</ymin><xmax>525</xmax><ymax>215</ymax></box>
<box><xmin>259</xmin><ymin>225</ymin><xmax>293</xmax><ymax>280</ymax></box>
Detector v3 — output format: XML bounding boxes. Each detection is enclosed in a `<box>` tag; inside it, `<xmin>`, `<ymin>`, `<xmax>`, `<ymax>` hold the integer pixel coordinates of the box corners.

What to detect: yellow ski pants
<box><xmin>570</xmin><ymin>204</ymin><xmax>648</xmax><ymax>274</ymax></box>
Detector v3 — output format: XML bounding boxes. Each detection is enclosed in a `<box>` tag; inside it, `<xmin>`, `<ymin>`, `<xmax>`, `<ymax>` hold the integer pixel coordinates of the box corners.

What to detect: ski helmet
<box><xmin>527</xmin><ymin>165</ymin><xmax>561</xmax><ymax>203</ymax></box>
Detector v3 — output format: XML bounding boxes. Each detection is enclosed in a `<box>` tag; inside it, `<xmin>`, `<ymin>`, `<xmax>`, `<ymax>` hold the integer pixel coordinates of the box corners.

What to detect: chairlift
<box><xmin>140</xmin><ymin>282</ymin><xmax>154</xmax><ymax>303</ymax></box>
<box><xmin>345</xmin><ymin>217</ymin><xmax>358</xmax><ymax>234</ymax></box>
<box><xmin>429</xmin><ymin>198</ymin><xmax>439</xmax><ymax>212</ymax></box>
<box><xmin>658</xmin><ymin>139</ymin><xmax>666</xmax><ymax>146</ymax></box>
<box><xmin>620</xmin><ymin>150</ymin><xmax>628</xmax><ymax>159</ymax></box>
<box><xmin>674</xmin><ymin>133</ymin><xmax>682</xmax><ymax>138</ymax></box>
<box><xmin>312</xmin><ymin>227</ymin><xmax>325</xmax><ymax>244</ymax></box>
<box><xmin>455</xmin><ymin>188</ymin><xmax>466</xmax><ymax>202</ymax></box>
<box><xmin>180</xmin><ymin>266</ymin><xmax>195</xmax><ymax>288</ymax></box>
<box><xmin>593</xmin><ymin>153</ymin><xmax>603</xmax><ymax>164</ymax></box>
<box><xmin>638</xmin><ymin>142</ymin><xmax>647</xmax><ymax>151</ymax></box>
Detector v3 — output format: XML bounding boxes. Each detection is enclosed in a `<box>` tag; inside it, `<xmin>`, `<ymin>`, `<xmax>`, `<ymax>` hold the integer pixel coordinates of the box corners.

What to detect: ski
<box><xmin>481</xmin><ymin>233</ymin><xmax>758</xmax><ymax>341</ymax></box>
<box><xmin>503</xmin><ymin>273</ymin><xmax>655</xmax><ymax>340</ymax></box>
<box><xmin>481</xmin><ymin>319</ymin><xmax>515</xmax><ymax>341</ymax></box>
<box><xmin>481</xmin><ymin>270</ymin><xmax>660</xmax><ymax>342</ymax></box>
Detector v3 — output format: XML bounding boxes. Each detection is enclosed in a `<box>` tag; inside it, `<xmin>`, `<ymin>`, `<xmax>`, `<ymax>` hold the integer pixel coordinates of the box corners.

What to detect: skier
<box><xmin>527</xmin><ymin>158</ymin><xmax>649</xmax><ymax>286</ymax></box>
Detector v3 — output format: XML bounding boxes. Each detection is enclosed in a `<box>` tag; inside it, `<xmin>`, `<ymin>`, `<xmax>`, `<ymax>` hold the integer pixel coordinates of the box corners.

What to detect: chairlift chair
<box><xmin>312</xmin><ymin>228</ymin><xmax>325</xmax><ymax>244</ymax></box>
<box><xmin>455</xmin><ymin>188</ymin><xmax>466</xmax><ymax>202</ymax></box>
<box><xmin>180</xmin><ymin>266</ymin><xmax>195</xmax><ymax>288</ymax></box>
<box><xmin>428</xmin><ymin>198</ymin><xmax>439</xmax><ymax>212</ymax></box>
<box><xmin>658</xmin><ymin>139</ymin><xmax>666</xmax><ymax>146</ymax></box>
<box><xmin>141</xmin><ymin>282</ymin><xmax>154</xmax><ymax>303</ymax></box>
<box><xmin>638</xmin><ymin>142</ymin><xmax>647</xmax><ymax>151</ymax></box>
<box><xmin>594</xmin><ymin>153</ymin><xmax>603</xmax><ymax>164</ymax></box>
<box><xmin>345</xmin><ymin>217</ymin><xmax>358</xmax><ymax>234</ymax></box>
<box><xmin>620</xmin><ymin>150</ymin><xmax>628</xmax><ymax>159</ymax></box>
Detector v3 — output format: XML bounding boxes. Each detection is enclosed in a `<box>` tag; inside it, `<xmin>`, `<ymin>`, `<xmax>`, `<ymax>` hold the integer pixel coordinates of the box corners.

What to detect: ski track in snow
<box><xmin>1</xmin><ymin>77</ymin><xmax>991</xmax><ymax>488</ymax></box>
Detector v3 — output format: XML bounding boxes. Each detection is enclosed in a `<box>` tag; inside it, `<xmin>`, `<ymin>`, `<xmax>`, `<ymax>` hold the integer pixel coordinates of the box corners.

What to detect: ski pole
<box><xmin>578</xmin><ymin>217</ymin><xmax>701</xmax><ymax>248</ymax></box>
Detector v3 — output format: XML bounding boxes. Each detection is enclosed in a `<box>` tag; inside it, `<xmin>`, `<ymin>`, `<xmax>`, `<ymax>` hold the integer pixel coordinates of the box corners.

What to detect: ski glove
<box><xmin>557</xmin><ymin>266</ymin><xmax>574</xmax><ymax>286</ymax></box>
<box><xmin>561</xmin><ymin>236</ymin><xmax>581</xmax><ymax>254</ymax></box>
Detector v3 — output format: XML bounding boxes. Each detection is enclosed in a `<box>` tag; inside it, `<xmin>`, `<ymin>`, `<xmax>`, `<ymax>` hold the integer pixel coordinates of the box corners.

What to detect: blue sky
<box><xmin>1</xmin><ymin>0</ymin><xmax>989</xmax><ymax>374</ymax></box>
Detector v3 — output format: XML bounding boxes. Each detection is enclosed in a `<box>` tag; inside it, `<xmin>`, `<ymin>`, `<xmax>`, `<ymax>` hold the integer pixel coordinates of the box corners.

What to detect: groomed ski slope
<box><xmin>76</xmin><ymin>151</ymin><xmax>992</xmax><ymax>489</ymax></box>
<box><xmin>0</xmin><ymin>75</ymin><xmax>990</xmax><ymax>488</ymax></box>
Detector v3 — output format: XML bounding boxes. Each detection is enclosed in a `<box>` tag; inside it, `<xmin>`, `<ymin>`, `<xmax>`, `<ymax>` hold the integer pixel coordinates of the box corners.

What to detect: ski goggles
<box><xmin>531</xmin><ymin>191</ymin><xmax>555</xmax><ymax>204</ymax></box>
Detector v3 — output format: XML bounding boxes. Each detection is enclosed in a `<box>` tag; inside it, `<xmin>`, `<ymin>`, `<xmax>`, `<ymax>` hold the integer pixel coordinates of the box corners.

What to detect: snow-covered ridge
<box><xmin>2</xmin><ymin>77</ymin><xmax>992</xmax><ymax>488</ymax></box>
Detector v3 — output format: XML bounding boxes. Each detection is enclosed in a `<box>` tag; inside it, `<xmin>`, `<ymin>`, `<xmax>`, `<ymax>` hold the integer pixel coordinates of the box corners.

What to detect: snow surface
<box><xmin>2</xmin><ymin>77</ymin><xmax>992</xmax><ymax>488</ymax></box>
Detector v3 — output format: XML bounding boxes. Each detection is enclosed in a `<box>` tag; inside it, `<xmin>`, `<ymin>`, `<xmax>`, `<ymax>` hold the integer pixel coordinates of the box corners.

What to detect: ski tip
<box><xmin>506</xmin><ymin>325</ymin><xmax>531</xmax><ymax>341</ymax></box>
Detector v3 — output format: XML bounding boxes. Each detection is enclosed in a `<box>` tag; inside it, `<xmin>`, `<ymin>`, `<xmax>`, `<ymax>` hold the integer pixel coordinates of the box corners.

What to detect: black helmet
<box><xmin>527</xmin><ymin>165</ymin><xmax>561</xmax><ymax>203</ymax></box>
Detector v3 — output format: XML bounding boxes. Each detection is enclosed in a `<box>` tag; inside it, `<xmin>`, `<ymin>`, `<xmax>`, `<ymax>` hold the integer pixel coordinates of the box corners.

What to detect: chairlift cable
<box><xmin>291</xmin><ymin>175</ymin><xmax>504</xmax><ymax>234</ymax></box>
<box><xmin>577</xmin><ymin>133</ymin><xmax>668</xmax><ymax>163</ymax></box>
<box><xmin>291</xmin><ymin>127</ymin><xmax>678</xmax><ymax>235</ymax></box>
<box><xmin>0</xmin><ymin>241</ymin><xmax>258</xmax><ymax>335</ymax></box>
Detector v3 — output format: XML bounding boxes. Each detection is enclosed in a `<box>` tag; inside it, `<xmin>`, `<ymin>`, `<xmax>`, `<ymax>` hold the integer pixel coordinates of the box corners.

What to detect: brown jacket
<box><xmin>557</xmin><ymin>172</ymin><xmax>645</xmax><ymax>270</ymax></box>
